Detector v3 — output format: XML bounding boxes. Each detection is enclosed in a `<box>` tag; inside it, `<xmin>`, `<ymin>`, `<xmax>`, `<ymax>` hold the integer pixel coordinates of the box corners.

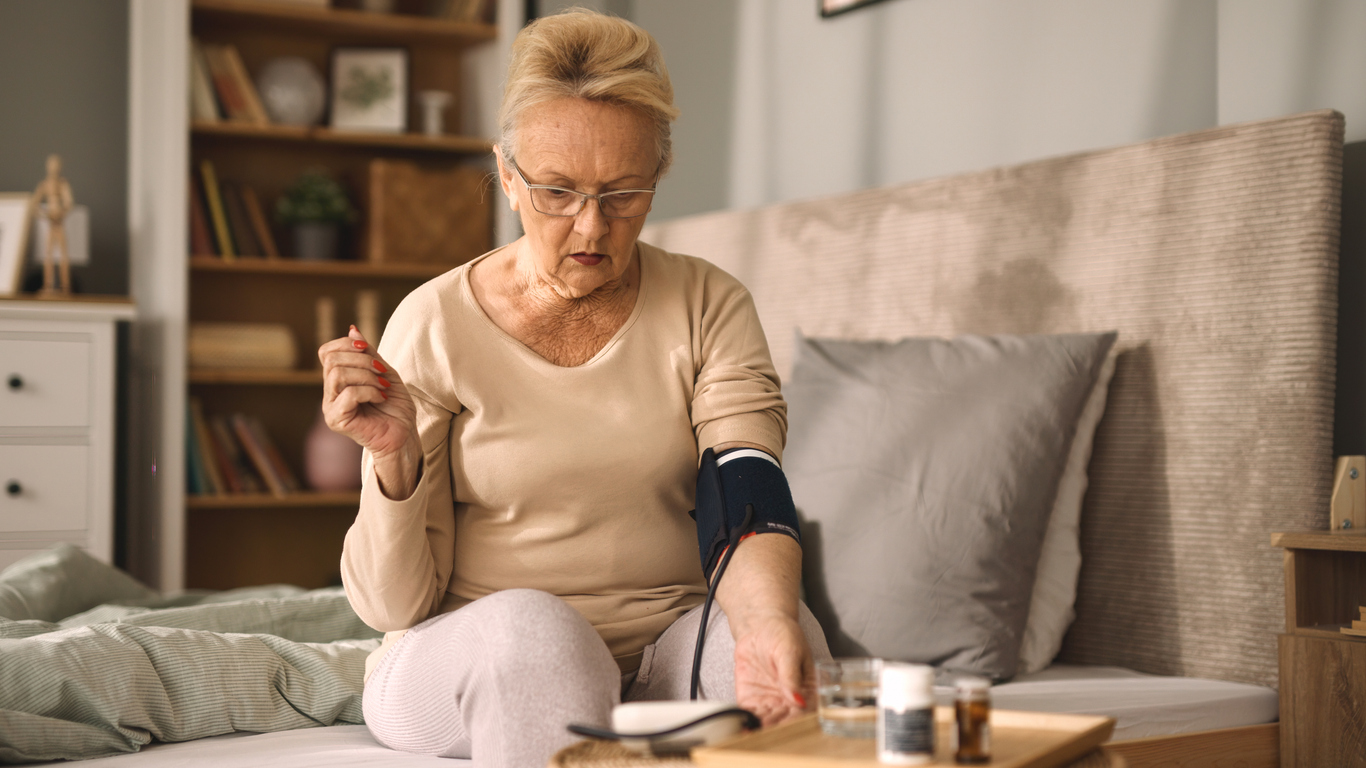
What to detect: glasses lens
<box><xmin>529</xmin><ymin>186</ymin><xmax>582</xmax><ymax>216</ymax></box>
<box><xmin>601</xmin><ymin>190</ymin><xmax>654</xmax><ymax>218</ymax></box>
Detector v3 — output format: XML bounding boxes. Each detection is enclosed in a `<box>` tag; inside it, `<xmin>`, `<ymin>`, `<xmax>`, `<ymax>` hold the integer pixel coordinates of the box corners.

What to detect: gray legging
<box><xmin>362</xmin><ymin>589</ymin><xmax>832</xmax><ymax>768</ymax></box>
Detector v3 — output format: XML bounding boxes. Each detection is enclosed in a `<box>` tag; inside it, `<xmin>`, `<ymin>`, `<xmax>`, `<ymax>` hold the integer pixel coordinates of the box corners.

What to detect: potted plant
<box><xmin>275</xmin><ymin>169</ymin><xmax>356</xmax><ymax>261</ymax></box>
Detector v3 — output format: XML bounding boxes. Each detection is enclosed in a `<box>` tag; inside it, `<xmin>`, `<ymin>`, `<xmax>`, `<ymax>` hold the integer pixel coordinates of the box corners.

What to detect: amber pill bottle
<box><xmin>954</xmin><ymin>677</ymin><xmax>991</xmax><ymax>764</ymax></box>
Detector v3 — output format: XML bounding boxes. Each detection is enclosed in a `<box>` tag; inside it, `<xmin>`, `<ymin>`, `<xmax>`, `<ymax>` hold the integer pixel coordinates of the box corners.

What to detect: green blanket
<box><xmin>0</xmin><ymin>545</ymin><xmax>382</xmax><ymax>764</ymax></box>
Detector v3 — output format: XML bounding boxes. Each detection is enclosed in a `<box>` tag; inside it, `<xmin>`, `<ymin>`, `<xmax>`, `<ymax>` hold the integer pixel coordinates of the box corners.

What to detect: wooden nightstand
<box><xmin>0</xmin><ymin>297</ymin><xmax>135</xmax><ymax>570</ymax></box>
<box><xmin>1272</xmin><ymin>530</ymin><xmax>1366</xmax><ymax>767</ymax></box>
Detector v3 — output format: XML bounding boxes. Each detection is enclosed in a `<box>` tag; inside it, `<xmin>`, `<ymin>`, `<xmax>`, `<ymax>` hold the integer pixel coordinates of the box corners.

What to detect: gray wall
<box><xmin>631</xmin><ymin>0</ymin><xmax>737</xmax><ymax>222</ymax></box>
<box><xmin>0</xmin><ymin>0</ymin><xmax>130</xmax><ymax>296</ymax></box>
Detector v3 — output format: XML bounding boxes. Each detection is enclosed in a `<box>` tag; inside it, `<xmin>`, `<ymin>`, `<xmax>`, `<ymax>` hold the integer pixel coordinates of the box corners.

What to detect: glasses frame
<box><xmin>509</xmin><ymin>159</ymin><xmax>659</xmax><ymax>219</ymax></box>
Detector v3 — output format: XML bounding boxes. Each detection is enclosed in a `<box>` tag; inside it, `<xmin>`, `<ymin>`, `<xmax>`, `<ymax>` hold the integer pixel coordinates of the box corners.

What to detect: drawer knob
<box><xmin>6</xmin><ymin>375</ymin><xmax>20</xmax><ymax>391</ymax></box>
<box><xmin>4</xmin><ymin>481</ymin><xmax>19</xmax><ymax>497</ymax></box>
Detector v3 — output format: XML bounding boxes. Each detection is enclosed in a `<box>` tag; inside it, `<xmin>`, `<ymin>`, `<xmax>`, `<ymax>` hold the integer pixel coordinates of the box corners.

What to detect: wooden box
<box><xmin>366</xmin><ymin>158</ymin><xmax>491</xmax><ymax>265</ymax></box>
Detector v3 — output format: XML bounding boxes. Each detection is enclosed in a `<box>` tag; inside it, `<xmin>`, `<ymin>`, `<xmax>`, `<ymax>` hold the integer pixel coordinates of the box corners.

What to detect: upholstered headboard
<box><xmin>642</xmin><ymin>110</ymin><xmax>1344</xmax><ymax>688</ymax></box>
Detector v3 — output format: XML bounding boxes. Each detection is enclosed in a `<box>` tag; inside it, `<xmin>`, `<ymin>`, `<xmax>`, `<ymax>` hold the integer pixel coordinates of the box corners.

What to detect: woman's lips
<box><xmin>570</xmin><ymin>253</ymin><xmax>606</xmax><ymax>266</ymax></box>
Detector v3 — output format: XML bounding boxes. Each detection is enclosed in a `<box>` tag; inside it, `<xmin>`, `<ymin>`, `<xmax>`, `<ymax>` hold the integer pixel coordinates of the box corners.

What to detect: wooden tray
<box><xmin>692</xmin><ymin>708</ymin><xmax>1115</xmax><ymax>768</ymax></box>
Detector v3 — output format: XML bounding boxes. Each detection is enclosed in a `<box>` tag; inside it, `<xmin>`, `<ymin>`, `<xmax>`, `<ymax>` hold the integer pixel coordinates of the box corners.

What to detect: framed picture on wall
<box><xmin>0</xmin><ymin>194</ymin><xmax>33</xmax><ymax>295</ymax></box>
<box><xmin>820</xmin><ymin>0</ymin><xmax>893</xmax><ymax>17</ymax></box>
<box><xmin>330</xmin><ymin>47</ymin><xmax>409</xmax><ymax>134</ymax></box>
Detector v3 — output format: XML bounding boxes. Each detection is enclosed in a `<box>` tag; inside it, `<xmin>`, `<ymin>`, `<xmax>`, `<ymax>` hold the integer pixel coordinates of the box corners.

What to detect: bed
<box><xmin>1</xmin><ymin>110</ymin><xmax>1343</xmax><ymax>767</ymax></box>
<box><xmin>638</xmin><ymin>108</ymin><xmax>1345</xmax><ymax>767</ymax></box>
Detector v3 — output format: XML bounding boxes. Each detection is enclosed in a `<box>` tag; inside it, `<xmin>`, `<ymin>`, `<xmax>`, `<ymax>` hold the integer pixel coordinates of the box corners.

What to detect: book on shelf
<box><xmin>189</xmin><ymin>398</ymin><xmax>227</xmax><ymax>496</ymax></box>
<box><xmin>188</xmin><ymin>174</ymin><xmax>216</xmax><ymax>256</ymax></box>
<box><xmin>210</xmin><ymin>415</ymin><xmax>264</xmax><ymax>494</ymax></box>
<box><xmin>189</xmin><ymin>39</ymin><xmax>222</xmax><ymax>123</ymax></box>
<box><xmin>231</xmin><ymin>414</ymin><xmax>300</xmax><ymax>497</ymax></box>
<box><xmin>240</xmin><ymin>186</ymin><xmax>281</xmax><ymax>259</ymax></box>
<box><xmin>185</xmin><ymin>403</ymin><xmax>209</xmax><ymax>496</ymax></box>
<box><xmin>198</xmin><ymin>160</ymin><xmax>236</xmax><ymax>260</ymax></box>
<box><xmin>221</xmin><ymin>181</ymin><xmax>264</xmax><ymax>258</ymax></box>
<box><xmin>200</xmin><ymin>43</ymin><xmax>269</xmax><ymax>126</ymax></box>
<box><xmin>221</xmin><ymin>45</ymin><xmax>271</xmax><ymax>125</ymax></box>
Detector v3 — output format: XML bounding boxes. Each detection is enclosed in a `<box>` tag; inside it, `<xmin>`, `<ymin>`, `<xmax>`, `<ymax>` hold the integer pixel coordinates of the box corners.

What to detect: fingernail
<box><xmin>378</xmin><ymin>376</ymin><xmax>391</xmax><ymax>388</ymax></box>
<box><xmin>373</xmin><ymin>360</ymin><xmax>387</xmax><ymax>374</ymax></box>
<box><xmin>353</xmin><ymin>340</ymin><xmax>368</xmax><ymax>350</ymax></box>
<box><xmin>792</xmin><ymin>692</ymin><xmax>807</xmax><ymax>708</ymax></box>
<box><xmin>380</xmin><ymin>391</ymin><xmax>388</xmax><ymax>400</ymax></box>
<box><xmin>350</xmin><ymin>324</ymin><xmax>357</xmax><ymax>333</ymax></box>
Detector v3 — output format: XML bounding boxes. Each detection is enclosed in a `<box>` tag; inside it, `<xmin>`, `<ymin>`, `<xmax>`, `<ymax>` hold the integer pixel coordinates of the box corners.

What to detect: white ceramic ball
<box><xmin>256</xmin><ymin>57</ymin><xmax>326</xmax><ymax>127</ymax></box>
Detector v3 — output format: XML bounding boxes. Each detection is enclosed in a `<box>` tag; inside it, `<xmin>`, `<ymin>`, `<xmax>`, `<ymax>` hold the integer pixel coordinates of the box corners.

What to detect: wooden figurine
<box><xmin>33</xmin><ymin>154</ymin><xmax>75</xmax><ymax>295</ymax></box>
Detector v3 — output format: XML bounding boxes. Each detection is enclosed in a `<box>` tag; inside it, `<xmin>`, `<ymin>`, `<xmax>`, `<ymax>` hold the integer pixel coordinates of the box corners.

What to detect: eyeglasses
<box><xmin>510</xmin><ymin>160</ymin><xmax>657</xmax><ymax>219</ymax></box>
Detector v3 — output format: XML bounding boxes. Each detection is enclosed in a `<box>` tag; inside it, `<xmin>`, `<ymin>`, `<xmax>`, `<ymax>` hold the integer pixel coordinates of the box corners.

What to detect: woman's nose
<box><xmin>573</xmin><ymin>197</ymin><xmax>611</xmax><ymax>240</ymax></box>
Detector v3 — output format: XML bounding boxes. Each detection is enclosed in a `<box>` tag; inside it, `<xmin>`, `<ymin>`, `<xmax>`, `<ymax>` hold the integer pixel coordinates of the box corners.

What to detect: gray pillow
<box><xmin>787</xmin><ymin>331</ymin><xmax>1117</xmax><ymax>681</ymax></box>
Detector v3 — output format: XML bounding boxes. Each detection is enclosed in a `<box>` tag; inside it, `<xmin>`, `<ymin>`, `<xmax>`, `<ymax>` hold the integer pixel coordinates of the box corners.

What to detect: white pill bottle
<box><xmin>877</xmin><ymin>663</ymin><xmax>936</xmax><ymax>765</ymax></box>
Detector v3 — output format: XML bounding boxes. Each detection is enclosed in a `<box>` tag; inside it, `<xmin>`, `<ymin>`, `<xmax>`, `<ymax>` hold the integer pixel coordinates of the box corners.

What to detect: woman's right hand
<box><xmin>319</xmin><ymin>325</ymin><xmax>418</xmax><ymax>463</ymax></box>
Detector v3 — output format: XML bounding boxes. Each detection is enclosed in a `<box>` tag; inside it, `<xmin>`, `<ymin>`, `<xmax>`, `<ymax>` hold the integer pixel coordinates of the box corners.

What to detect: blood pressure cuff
<box><xmin>690</xmin><ymin>446</ymin><xmax>801</xmax><ymax>580</ymax></box>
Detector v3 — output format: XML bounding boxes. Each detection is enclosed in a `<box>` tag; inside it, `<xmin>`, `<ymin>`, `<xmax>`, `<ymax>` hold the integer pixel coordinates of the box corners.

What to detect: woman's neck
<box><xmin>471</xmin><ymin>241</ymin><xmax>641</xmax><ymax>367</ymax></box>
<box><xmin>511</xmin><ymin>252</ymin><xmax>635</xmax><ymax>323</ymax></box>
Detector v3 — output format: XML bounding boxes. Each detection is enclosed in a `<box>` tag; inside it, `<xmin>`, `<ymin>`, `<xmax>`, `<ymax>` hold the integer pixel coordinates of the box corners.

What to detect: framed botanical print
<box><xmin>330</xmin><ymin>47</ymin><xmax>409</xmax><ymax>134</ymax></box>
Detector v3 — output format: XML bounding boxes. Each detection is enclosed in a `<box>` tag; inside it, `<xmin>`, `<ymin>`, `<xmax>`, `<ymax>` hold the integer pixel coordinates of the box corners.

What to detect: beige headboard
<box><xmin>642</xmin><ymin>110</ymin><xmax>1344</xmax><ymax>687</ymax></box>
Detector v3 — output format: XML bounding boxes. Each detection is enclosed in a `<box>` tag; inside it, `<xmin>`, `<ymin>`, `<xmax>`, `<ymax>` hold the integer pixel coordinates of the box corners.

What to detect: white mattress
<box><xmin>936</xmin><ymin>664</ymin><xmax>1278</xmax><ymax>741</ymax></box>
<box><xmin>74</xmin><ymin>664</ymin><xmax>1276</xmax><ymax>766</ymax></box>
<box><xmin>77</xmin><ymin>726</ymin><xmax>469</xmax><ymax>768</ymax></box>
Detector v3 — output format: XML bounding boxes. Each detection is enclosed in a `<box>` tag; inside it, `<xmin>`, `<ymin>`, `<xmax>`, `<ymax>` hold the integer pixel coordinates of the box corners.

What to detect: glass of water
<box><xmin>816</xmin><ymin>657</ymin><xmax>882</xmax><ymax>738</ymax></box>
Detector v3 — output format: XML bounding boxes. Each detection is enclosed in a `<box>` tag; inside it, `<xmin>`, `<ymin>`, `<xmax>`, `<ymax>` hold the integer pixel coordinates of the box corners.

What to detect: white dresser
<box><xmin>0</xmin><ymin>298</ymin><xmax>135</xmax><ymax>571</ymax></box>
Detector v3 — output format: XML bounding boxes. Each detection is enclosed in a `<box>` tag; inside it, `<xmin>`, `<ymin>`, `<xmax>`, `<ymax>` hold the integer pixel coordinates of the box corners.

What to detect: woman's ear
<box><xmin>493</xmin><ymin>145</ymin><xmax>520</xmax><ymax>212</ymax></box>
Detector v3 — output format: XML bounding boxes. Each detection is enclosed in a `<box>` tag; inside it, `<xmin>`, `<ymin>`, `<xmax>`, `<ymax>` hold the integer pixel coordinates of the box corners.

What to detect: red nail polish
<box><xmin>793</xmin><ymin>692</ymin><xmax>807</xmax><ymax>708</ymax></box>
<box><xmin>353</xmin><ymin>340</ymin><xmax>368</xmax><ymax>350</ymax></box>
<box><xmin>378</xmin><ymin>376</ymin><xmax>391</xmax><ymax>388</ymax></box>
<box><xmin>381</xmin><ymin>392</ymin><xmax>388</xmax><ymax>400</ymax></box>
<box><xmin>373</xmin><ymin>360</ymin><xmax>387</xmax><ymax>374</ymax></box>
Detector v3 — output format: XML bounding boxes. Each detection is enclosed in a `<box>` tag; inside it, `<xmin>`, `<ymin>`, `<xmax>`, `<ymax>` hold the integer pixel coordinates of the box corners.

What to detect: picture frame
<box><xmin>330</xmin><ymin>47</ymin><xmax>409</xmax><ymax>134</ymax></box>
<box><xmin>0</xmin><ymin>194</ymin><xmax>33</xmax><ymax>296</ymax></box>
<box><xmin>819</xmin><ymin>0</ymin><xmax>893</xmax><ymax>17</ymax></box>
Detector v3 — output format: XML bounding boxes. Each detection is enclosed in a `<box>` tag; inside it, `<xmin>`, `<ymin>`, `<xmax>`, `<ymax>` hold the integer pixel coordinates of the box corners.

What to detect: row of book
<box><xmin>190</xmin><ymin>159</ymin><xmax>281</xmax><ymax>260</ymax></box>
<box><xmin>186</xmin><ymin>399</ymin><xmax>302</xmax><ymax>497</ymax></box>
<box><xmin>190</xmin><ymin>39</ymin><xmax>269</xmax><ymax>126</ymax></box>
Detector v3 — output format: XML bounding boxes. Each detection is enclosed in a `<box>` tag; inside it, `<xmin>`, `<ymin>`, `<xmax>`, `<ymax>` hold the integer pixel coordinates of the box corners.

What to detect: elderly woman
<box><xmin>319</xmin><ymin>9</ymin><xmax>830</xmax><ymax>767</ymax></box>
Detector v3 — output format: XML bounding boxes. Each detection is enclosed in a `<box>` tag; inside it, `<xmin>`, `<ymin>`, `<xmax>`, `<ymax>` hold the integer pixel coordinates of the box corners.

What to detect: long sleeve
<box><xmin>690</xmin><ymin>272</ymin><xmax>787</xmax><ymax>460</ymax></box>
<box><xmin>340</xmin><ymin>290</ymin><xmax>461</xmax><ymax>633</ymax></box>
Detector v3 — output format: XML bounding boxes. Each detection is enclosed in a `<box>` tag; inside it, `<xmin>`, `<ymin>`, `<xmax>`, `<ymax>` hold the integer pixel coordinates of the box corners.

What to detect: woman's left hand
<box><xmin>732</xmin><ymin>613</ymin><xmax>814</xmax><ymax>727</ymax></box>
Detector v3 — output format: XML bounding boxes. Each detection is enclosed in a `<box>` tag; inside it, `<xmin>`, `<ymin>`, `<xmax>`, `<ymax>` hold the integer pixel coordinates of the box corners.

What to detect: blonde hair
<box><xmin>499</xmin><ymin>8</ymin><xmax>679</xmax><ymax>175</ymax></box>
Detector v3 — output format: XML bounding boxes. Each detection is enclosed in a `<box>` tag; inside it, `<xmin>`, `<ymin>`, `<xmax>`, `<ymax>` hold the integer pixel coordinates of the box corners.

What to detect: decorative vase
<box><xmin>304</xmin><ymin>408</ymin><xmax>362</xmax><ymax>492</ymax></box>
<box><xmin>293</xmin><ymin>222</ymin><xmax>338</xmax><ymax>261</ymax></box>
<box><xmin>256</xmin><ymin>57</ymin><xmax>326</xmax><ymax>127</ymax></box>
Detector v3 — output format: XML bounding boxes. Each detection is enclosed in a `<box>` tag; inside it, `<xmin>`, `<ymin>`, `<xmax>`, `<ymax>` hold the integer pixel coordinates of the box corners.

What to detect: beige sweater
<box><xmin>341</xmin><ymin>242</ymin><xmax>787</xmax><ymax>680</ymax></box>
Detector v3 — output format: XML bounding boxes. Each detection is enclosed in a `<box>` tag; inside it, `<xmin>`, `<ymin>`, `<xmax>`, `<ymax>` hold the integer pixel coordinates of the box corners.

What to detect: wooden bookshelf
<box><xmin>192</xmin><ymin>121</ymin><xmax>492</xmax><ymax>155</ymax></box>
<box><xmin>187</xmin><ymin>491</ymin><xmax>360</xmax><ymax>510</ymax></box>
<box><xmin>186</xmin><ymin>0</ymin><xmax>495</xmax><ymax>590</ymax></box>
<box><xmin>192</xmin><ymin>0</ymin><xmax>496</xmax><ymax>44</ymax></box>
<box><xmin>189</xmin><ymin>255</ymin><xmax>454</xmax><ymax>279</ymax></box>
<box><xmin>189</xmin><ymin>368</ymin><xmax>324</xmax><ymax>385</ymax></box>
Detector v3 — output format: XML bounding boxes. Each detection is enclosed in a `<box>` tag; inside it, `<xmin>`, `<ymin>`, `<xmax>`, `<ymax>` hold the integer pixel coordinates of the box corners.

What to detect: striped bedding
<box><xmin>0</xmin><ymin>545</ymin><xmax>381</xmax><ymax>764</ymax></box>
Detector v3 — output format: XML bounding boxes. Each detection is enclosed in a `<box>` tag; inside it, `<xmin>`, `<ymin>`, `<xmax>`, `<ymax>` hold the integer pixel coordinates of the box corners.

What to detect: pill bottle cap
<box><xmin>955</xmin><ymin>676</ymin><xmax>990</xmax><ymax>693</ymax></box>
<box><xmin>879</xmin><ymin>662</ymin><xmax>935</xmax><ymax>709</ymax></box>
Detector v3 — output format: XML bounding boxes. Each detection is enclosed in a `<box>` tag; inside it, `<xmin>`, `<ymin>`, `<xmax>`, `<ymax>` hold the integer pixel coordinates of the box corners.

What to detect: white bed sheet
<box><xmin>74</xmin><ymin>664</ymin><xmax>1277</xmax><ymax>765</ymax></box>
<box><xmin>77</xmin><ymin>726</ymin><xmax>469</xmax><ymax>768</ymax></box>
<box><xmin>935</xmin><ymin>663</ymin><xmax>1278</xmax><ymax>741</ymax></box>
